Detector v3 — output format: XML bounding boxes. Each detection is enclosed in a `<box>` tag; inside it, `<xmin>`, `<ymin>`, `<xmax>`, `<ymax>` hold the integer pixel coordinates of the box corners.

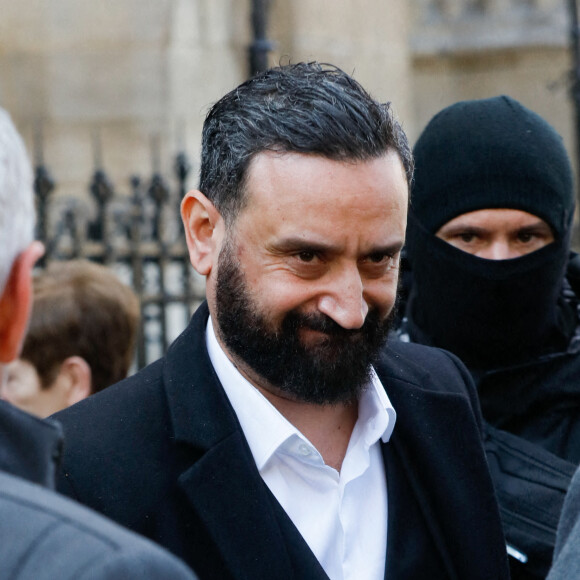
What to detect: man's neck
<box><xmin>213</xmin><ymin>322</ymin><xmax>359</xmax><ymax>471</ymax></box>
<box><xmin>254</xmin><ymin>383</ymin><xmax>358</xmax><ymax>472</ymax></box>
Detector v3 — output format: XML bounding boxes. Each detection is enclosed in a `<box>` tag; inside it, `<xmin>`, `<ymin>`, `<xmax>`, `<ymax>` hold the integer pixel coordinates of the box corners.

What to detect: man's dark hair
<box><xmin>199</xmin><ymin>61</ymin><xmax>413</xmax><ymax>223</ymax></box>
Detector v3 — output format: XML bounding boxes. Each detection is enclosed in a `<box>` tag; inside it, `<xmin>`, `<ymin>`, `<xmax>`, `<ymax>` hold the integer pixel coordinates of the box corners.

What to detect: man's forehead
<box><xmin>445</xmin><ymin>208</ymin><xmax>547</xmax><ymax>223</ymax></box>
<box><xmin>438</xmin><ymin>208</ymin><xmax>552</xmax><ymax>233</ymax></box>
<box><xmin>229</xmin><ymin>151</ymin><xmax>408</xmax><ymax>252</ymax></box>
<box><xmin>241</xmin><ymin>150</ymin><xmax>408</xmax><ymax>206</ymax></box>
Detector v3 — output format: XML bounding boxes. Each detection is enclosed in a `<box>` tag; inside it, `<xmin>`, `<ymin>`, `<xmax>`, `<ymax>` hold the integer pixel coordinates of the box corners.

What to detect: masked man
<box><xmin>399</xmin><ymin>95</ymin><xmax>580</xmax><ymax>579</ymax></box>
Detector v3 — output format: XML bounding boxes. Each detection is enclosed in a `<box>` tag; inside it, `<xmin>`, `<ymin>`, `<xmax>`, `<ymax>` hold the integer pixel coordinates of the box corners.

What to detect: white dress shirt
<box><xmin>206</xmin><ymin>317</ymin><xmax>396</xmax><ymax>580</ymax></box>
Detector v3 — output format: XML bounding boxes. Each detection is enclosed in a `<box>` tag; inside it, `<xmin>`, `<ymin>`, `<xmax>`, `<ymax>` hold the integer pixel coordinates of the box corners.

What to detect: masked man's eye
<box><xmin>459</xmin><ymin>232</ymin><xmax>476</xmax><ymax>243</ymax></box>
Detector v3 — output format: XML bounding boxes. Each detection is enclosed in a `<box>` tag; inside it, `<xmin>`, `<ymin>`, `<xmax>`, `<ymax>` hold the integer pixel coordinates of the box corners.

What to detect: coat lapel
<box><xmin>178</xmin><ymin>430</ymin><xmax>296</xmax><ymax>578</ymax></box>
<box><xmin>162</xmin><ymin>303</ymin><xmax>327</xmax><ymax>579</ymax></box>
<box><xmin>381</xmin><ymin>381</ymin><xmax>464</xmax><ymax>580</ymax></box>
<box><xmin>378</xmin><ymin>347</ymin><xmax>504</xmax><ymax>580</ymax></box>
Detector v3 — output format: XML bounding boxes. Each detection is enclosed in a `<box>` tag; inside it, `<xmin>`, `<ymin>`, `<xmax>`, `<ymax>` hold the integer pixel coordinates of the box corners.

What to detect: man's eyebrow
<box><xmin>268</xmin><ymin>237</ymin><xmax>404</xmax><ymax>256</ymax></box>
<box><xmin>268</xmin><ymin>238</ymin><xmax>341</xmax><ymax>254</ymax></box>
<box><xmin>366</xmin><ymin>241</ymin><xmax>405</xmax><ymax>256</ymax></box>
<box><xmin>440</xmin><ymin>224</ymin><xmax>486</xmax><ymax>236</ymax></box>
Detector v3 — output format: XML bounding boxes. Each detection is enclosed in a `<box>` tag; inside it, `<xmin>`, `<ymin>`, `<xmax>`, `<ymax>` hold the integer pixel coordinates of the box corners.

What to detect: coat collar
<box><xmin>381</xmin><ymin>375</ymin><xmax>466</xmax><ymax>580</ymax></box>
<box><xmin>0</xmin><ymin>400</ymin><xmax>63</xmax><ymax>488</ymax></box>
<box><xmin>376</xmin><ymin>345</ymin><xmax>506</xmax><ymax>580</ymax></box>
<box><xmin>163</xmin><ymin>301</ymin><xmax>238</xmax><ymax>448</ymax></box>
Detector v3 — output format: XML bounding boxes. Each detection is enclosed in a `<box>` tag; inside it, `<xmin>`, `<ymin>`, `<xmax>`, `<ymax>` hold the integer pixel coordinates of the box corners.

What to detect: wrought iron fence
<box><xmin>31</xmin><ymin>0</ymin><xmax>275</xmax><ymax>371</ymax></box>
<box><xmin>33</xmin><ymin>149</ymin><xmax>206</xmax><ymax>370</ymax></box>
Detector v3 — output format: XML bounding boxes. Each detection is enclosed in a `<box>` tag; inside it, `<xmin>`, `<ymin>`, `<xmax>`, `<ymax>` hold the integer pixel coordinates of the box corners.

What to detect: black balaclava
<box><xmin>406</xmin><ymin>96</ymin><xmax>575</xmax><ymax>371</ymax></box>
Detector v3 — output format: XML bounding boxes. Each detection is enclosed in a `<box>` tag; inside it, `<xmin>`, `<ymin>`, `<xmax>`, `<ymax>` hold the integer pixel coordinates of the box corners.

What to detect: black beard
<box><xmin>214</xmin><ymin>240</ymin><xmax>393</xmax><ymax>405</ymax></box>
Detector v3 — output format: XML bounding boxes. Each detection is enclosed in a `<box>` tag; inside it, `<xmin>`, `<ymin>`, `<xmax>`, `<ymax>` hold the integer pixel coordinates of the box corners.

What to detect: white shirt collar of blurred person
<box><xmin>206</xmin><ymin>316</ymin><xmax>396</xmax><ymax>580</ymax></box>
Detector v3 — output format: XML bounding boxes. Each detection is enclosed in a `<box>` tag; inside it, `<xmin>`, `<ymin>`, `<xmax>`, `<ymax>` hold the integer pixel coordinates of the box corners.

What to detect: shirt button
<box><xmin>298</xmin><ymin>443</ymin><xmax>311</xmax><ymax>456</ymax></box>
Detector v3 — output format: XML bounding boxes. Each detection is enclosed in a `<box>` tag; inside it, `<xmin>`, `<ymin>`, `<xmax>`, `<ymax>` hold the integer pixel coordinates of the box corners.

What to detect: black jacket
<box><xmin>476</xmin><ymin>326</ymin><xmax>580</xmax><ymax>462</ymax></box>
<box><xmin>0</xmin><ymin>398</ymin><xmax>62</xmax><ymax>487</ymax></box>
<box><xmin>53</xmin><ymin>302</ymin><xmax>509</xmax><ymax>580</ymax></box>
<box><xmin>397</xmin><ymin>258</ymin><xmax>580</xmax><ymax>579</ymax></box>
<box><xmin>398</xmin><ymin>254</ymin><xmax>580</xmax><ymax>462</ymax></box>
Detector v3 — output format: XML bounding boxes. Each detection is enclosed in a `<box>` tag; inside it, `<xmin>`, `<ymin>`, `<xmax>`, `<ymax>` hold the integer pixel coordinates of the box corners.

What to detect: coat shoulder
<box><xmin>54</xmin><ymin>358</ymin><xmax>167</xmax><ymax>440</ymax></box>
<box><xmin>0</xmin><ymin>470</ymin><xmax>196</xmax><ymax>580</ymax></box>
<box><xmin>52</xmin><ymin>358</ymin><xmax>176</xmax><ymax>523</ymax></box>
<box><xmin>378</xmin><ymin>340</ymin><xmax>473</xmax><ymax>396</ymax></box>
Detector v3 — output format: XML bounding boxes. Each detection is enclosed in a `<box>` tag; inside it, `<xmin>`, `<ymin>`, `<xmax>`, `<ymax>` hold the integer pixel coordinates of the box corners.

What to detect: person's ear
<box><xmin>54</xmin><ymin>356</ymin><xmax>92</xmax><ymax>407</ymax></box>
<box><xmin>181</xmin><ymin>190</ymin><xmax>224</xmax><ymax>276</ymax></box>
<box><xmin>0</xmin><ymin>242</ymin><xmax>44</xmax><ymax>363</ymax></box>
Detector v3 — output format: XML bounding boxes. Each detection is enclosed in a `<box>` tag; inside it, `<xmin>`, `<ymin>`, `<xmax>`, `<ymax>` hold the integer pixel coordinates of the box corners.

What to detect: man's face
<box><xmin>209</xmin><ymin>151</ymin><xmax>408</xmax><ymax>403</ymax></box>
<box><xmin>436</xmin><ymin>209</ymin><xmax>554</xmax><ymax>260</ymax></box>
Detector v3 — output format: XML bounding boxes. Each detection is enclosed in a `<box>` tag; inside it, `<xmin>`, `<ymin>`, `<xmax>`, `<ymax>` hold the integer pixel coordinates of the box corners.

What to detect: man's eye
<box><xmin>297</xmin><ymin>251</ymin><xmax>316</xmax><ymax>262</ymax></box>
<box><xmin>518</xmin><ymin>232</ymin><xmax>533</xmax><ymax>243</ymax></box>
<box><xmin>459</xmin><ymin>233</ymin><xmax>476</xmax><ymax>243</ymax></box>
<box><xmin>367</xmin><ymin>252</ymin><xmax>391</xmax><ymax>264</ymax></box>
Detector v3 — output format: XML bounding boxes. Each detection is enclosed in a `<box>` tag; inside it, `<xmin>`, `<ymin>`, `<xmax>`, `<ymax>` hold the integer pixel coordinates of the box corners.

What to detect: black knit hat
<box><xmin>410</xmin><ymin>96</ymin><xmax>575</xmax><ymax>238</ymax></box>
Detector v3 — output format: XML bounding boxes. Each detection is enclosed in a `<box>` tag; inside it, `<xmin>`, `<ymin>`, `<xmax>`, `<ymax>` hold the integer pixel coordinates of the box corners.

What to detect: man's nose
<box><xmin>317</xmin><ymin>267</ymin><xmax>369</xmax><ymax>330</ymax></box>
<box><xmin>480</xmin><ymin>241</ymin><xmax>513</xmax><ymax>260</ymax></box>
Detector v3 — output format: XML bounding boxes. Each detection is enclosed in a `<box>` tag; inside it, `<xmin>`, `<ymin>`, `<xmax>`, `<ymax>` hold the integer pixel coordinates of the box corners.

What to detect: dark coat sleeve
<box><xmin>382</xmin><ymin>340</ymin><xmax>485</xmax><ymax>434</ymax></box>
<box><xmin>0</xmin><ymin>470</ymin><xmax>197</xmax><ymax>580</ymax></box>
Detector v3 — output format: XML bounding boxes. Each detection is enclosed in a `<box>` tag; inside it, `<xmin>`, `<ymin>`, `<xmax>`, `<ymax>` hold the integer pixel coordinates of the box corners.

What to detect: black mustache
<box><xmin>289</xmin><ymin>312</ymin><xmax>373</xmax><ymax>338</ymax></box>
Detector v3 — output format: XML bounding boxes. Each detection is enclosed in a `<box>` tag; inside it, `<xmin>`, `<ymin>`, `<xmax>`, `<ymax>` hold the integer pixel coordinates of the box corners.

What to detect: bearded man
<box><xmin>53</xmin><ymin>62</ymin><xmax>508</xmax><ymax>580</ymax></box>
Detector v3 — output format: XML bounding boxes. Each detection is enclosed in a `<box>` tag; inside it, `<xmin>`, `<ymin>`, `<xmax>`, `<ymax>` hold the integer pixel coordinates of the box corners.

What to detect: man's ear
<box><xmin>181</xmin><ymin>190</ymin><xmax>224</xmax><ymax>276</ymax></box>
<box><xmin>56</xmin><ymin>356</ymin><xmax>92</xmax><ymax>407</ymax></box>
<box><xmin>0</xmin><ymin>242</ymin><xmax>44</xmax><ymax>363</ymax></box>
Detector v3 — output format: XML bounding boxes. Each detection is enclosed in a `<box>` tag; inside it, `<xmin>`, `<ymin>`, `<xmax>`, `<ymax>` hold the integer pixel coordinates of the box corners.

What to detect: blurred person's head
<box><xmin>406</xmin><ymin>95</ymin><xmax>575</xmax><ymax>369</ymax></box>
<box><xmin>0</xmin><ymin>109</ymin><xmax>43</xmax><ymax>390</ymax></box>
<box><xmin>2</xmin><ymin>260</ymin><xmax>140</xmax><ymax>417</ymax></box>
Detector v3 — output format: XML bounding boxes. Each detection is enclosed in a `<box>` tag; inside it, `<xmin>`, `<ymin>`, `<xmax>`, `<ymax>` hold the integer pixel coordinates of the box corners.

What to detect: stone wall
<box><xmin>270</xmin><ymin>0</ymin><xmax>413</xmax><ymax>126</ymax></box>
<box><xmin>410</xmin><ymin>0</ymin><xmax>573</xmax><ymax>148</ymax></box>
<box><xmin>0</xmin><ymin>0</ymin><xmax>412</xmax><ymax>200</ymax></box>
<box><xmin>0</xmin><ymin>0</ymin><xmax>252</xmax><ymax>198</ymax></box>
<box><xmin>1</xmin><ymin>0</ymin><xmax>576</xmax><ymax>203</ymax></box>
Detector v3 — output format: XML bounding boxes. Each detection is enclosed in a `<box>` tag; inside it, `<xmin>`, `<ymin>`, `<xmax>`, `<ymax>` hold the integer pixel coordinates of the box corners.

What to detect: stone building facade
<box><xmin>0</xmin><ymin>0</ymin><xmax>575</xmax><ymax>197</ymax></box>
<box><xmin>411</xmin><ymin>0</ymin><xmax>572</xmax><ymax>142</ymax></box>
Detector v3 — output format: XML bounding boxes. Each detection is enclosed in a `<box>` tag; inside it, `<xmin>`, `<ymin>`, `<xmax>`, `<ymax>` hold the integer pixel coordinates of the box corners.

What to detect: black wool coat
<box><xmin>54</xmin><ymin>302</ymin><xmax>509</xmax><ymax>580</ymax></box>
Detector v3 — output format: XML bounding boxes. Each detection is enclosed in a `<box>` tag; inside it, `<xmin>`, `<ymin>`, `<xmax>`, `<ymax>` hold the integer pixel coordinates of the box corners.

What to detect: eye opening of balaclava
<box><xmin>405</xmin><ymin>95</ymin><xmax>576</xmax><ymax>371</ymax></box>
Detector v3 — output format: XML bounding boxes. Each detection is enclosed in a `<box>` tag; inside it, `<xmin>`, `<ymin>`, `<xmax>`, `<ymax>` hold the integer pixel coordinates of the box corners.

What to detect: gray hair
<box><xmin>0</xmin><ymin>109</ymin><xmax>35</xmax><ymax>295</ymax></box>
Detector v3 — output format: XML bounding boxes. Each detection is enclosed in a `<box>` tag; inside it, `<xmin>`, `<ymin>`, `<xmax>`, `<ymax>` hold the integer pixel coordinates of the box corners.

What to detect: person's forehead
<box><xmin>241</xmin><ymin>150</ymin><xmax>408</xmax><ymax>210</ymax></box>
<box><xmin>230</xmin><ymin>151</ymin><xmax>408</xmax><ymax>255</ymax></box>
<box><xmin>442</xmin><ymin>208</ymin><xmax>549</xmax><ymax>229</ymax></box>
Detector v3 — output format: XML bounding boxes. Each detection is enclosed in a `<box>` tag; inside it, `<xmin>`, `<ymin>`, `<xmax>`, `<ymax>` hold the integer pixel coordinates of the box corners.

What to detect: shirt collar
<box><xmin>363</xmin><ymin>367</ymin><xmax>397</xmax><ymax>444</ymax></box>
<box><xmin>205</xmin><ymin>317</ymin><xmax>396</xmax><ymax>470</ymax></box>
